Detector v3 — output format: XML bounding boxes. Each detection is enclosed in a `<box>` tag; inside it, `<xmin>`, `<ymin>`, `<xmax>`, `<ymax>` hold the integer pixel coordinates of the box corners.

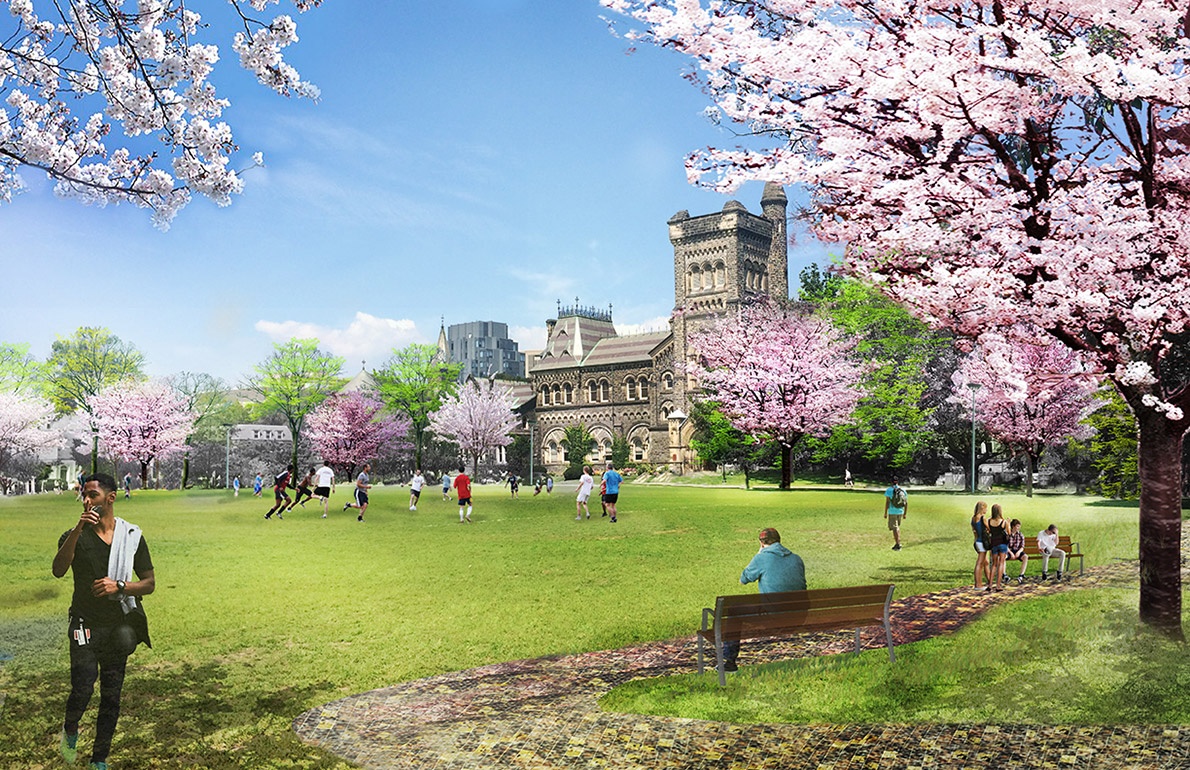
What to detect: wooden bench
<box><xmin>696</xmin><ymin>584</ymin><xmax>896</xmax><ymax>687</ymax></box>
<box><xmin>1015</xmin><ymin>535</ymin><xmax>1084</xmax><ymax>577</ymax></box>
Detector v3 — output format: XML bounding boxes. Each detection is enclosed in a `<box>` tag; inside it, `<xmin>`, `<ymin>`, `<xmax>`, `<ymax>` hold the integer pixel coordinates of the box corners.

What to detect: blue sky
<box><xmin>3</xmin><ymin>0</ymin><xmax>831</xmax><ymax>384</ymax></box>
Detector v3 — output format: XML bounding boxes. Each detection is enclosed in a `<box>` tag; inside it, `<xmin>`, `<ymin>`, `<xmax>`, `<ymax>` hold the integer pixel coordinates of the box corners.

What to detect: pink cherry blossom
<box><xmin>304</xmin><ymin>392</ymin><xmax>412</xmax><ymax>477</ymax></box>
<box><xmin>428</xmin><ymin>378</ymin><xmax>518</xmax><ymax>479</ymax></box>
<box><xmin>88</xmin><ymin>379</ymin><xmax>194</xmax><ymax>488</ymax></box>
<box><xmin>0</xmin><ymin>391</ymin><xmax>56</xmax><ymax>475</ymax></box>
<box><xmin>689</xmin><ymin>299</ymin><xmax>865</xmax><ymax>488</ymax></box>
<box><xmin>0</xmin><ymin>0</ymin><xmax>323</xmax><ymax>227</ymax></box>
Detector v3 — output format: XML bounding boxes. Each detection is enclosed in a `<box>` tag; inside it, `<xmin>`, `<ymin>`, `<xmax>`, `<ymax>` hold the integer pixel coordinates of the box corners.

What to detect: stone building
<box><xmin>527</xmin><ymin>183</ymin><xmax>788</xmax><ymax>474</ymax></box>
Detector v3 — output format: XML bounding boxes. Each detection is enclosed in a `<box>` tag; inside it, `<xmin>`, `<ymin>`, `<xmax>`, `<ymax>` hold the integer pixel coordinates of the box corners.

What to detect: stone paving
<box><xmin>294</xmin><ymin>551</ymin><xmax>1190</xmax><ymax>770</ymax></box>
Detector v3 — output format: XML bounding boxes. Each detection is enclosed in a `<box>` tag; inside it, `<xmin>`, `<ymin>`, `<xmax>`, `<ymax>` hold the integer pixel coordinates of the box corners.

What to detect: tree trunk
<box><xmin>780</xmin><ymin>443</ymin><xmax>792</xmax><ymax>490</ymax></box>
<box><xmin>140</xmin><ymin>461</ymin><xmax>149</xmax><ymax>491</ymax></box>
<box><xmin>181</xmin><ymin>442</ymin><xmax>191</xmax><ymax>489</ymax></box>
<box><xmin>1136</xmin><ymin>409</ymin><xmax>1186</xmax><ymax>639</ymax></box>
<box><xmin>1024</xmin><ymin>450</ymin><xmax>1034</xmax><ymax>498</ymax></box>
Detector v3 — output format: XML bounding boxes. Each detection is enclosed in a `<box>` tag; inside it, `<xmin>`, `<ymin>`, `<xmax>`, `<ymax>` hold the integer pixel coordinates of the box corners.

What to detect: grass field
<box><xmin>0</xmin><ymin>482</ymin><xmax>1145</xmax><ymax>768</ymax></box>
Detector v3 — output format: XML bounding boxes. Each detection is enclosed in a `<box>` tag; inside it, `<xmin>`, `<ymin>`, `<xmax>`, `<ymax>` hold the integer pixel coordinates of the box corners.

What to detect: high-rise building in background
<box><xmin>447</xmin><ymin>321</ymin><xmax>526</xmax><ymax>380</ymax></box>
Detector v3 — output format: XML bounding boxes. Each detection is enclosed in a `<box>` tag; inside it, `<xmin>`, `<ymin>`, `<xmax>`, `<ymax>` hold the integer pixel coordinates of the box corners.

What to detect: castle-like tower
<box><xmin>523</xmin><ymin>184</ymin><xmax>788</xmax><ymax>474</ymax></box>
<box><xmin>667</xmin><ymin>183</ymin><xmax>788</xmax><ymax>419</ymax></box>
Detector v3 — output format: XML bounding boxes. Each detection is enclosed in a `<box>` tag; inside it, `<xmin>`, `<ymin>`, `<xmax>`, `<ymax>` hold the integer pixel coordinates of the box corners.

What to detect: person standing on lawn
<box><xmin>232</xmin><ymin>476</ymin><xmax>240</xmax><ymax>498</ymax></box>
<box><xmin>121</xmin><ymin>473</ymin><xmax>131</xmax><ymax>499</ymax></box>
<box><xmin>441</xmin><ymin>470</ymin><xmax>451</xmax><ymax>501</ymax></box>
<box><xmin>884</xmin><ymin>478</ymin><xmax>907</xmax><ymax>550</ymax></box>
<box><xmin>343</xmin><ymin>463</ymin><xmax>372</xmax><ymax>522</ymax></box>
<box><xmin>971</xmin><ymin>500</ymin><xmax>991</xmax><ymax>590</ymax></box>
<box><xmin>601</xmin><ymin>462</ymin><xmax>623</xmax><ymax>523</ymax></box>
<box><xmin>986</xmin><ymin>504</ymin><xmax>1011</xmax><ymax>592</ymax></box>
<box><xmin>52</xmin><ymin>472</ymin><xmax>155</xmax><ymax>770</ymax></box>
<box><xmin>453</xmin><ymin>465</ymin><xmax>472</xmax><ymax>523</ymax></box>
<box><xmin>253</xmin><ymin>473</ymin><xmax>263</xmax><ymax>498</ymax></box>
<box><xmin>721</xmin><ymin>527</ymin><xmax>806</xmax><ymax>672</ymax></box>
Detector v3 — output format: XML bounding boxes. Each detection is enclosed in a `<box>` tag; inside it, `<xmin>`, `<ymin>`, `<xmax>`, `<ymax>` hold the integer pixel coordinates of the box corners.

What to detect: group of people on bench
<box><xmin>971</xmin><ymin>501</ymin><xmax>1067</xmax><ymax>592</ymax></box>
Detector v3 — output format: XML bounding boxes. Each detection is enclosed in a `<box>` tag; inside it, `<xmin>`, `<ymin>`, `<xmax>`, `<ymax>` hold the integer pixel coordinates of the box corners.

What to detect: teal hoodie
<box><xmin>740</xmin><ymin>543</ymin><xmax>807</xmax><ymax>593</ymax></box>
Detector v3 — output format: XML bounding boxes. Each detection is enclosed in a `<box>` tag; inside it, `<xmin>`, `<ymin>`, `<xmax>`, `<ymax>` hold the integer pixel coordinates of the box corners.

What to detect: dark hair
<box><xmin>759</xmin><ymin>527</ymin><xmax>781</xmax><ymax>544</ymax></box>
<box><xmin>84</xmin><ymin>473</ymin><xmax>118</xmax><ymax>495</ymax></box>
<box><xmin>459</xmin><ymin>465</ymin><xmax>465</xmax><ymax>473</ymax></box>
<box><xmin>309</xmin><ymin>466</ymin><xmax>315</xmax><ymax>473</ymax></box>
<box><xmin>1047</xmin><ymin>524</ymin><xmax>1058</xmax><ymax>532</ymax></box>
<box><xmin>1010</xmin><ymin>518</ymin><xmax>1021</xmax><ymax>528</ymax></box>
<box><xmin>287</xmin><ymin>464</ymin><xmax>294</xmax><ymax>470</ymax></box>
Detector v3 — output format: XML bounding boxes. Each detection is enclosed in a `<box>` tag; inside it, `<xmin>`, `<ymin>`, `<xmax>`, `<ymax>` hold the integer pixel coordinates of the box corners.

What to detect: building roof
<box><xmin>499</xmin><ymin>381</ymin><xmax>536</xmax><ymax>409</ymax></box>
<box><xmin>533</xmin><ymin>313</ymin><xmax>618</xmax><ymax>371</ymax></box>
<box><xmin>341</xmin><ymin>369</ymin><xmax>377</xmax><ymax>394</ymax></box>
<box><xmin>580</xmin><ymin>331</ymin><xmax>672</xmax><ymax>368</ymax></box>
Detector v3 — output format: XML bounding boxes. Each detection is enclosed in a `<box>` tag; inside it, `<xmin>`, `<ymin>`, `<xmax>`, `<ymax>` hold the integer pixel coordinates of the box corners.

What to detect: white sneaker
<box><xmin>321</xmin><ymin>513</ymin><xmax>327</xmax><ymax>518</ymax></box>
<box><xmin>411</xmin><ymin>506</ymin><xmax>417</xmax><ymax>511</ymax></box>
<box><xmin>576</xmin><ymin>516</ymin><xmax>581</xmax><ymax>520</ymax></box>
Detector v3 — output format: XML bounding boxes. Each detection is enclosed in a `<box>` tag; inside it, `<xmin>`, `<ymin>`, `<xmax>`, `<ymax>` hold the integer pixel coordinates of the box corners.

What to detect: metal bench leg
<box><xmin>717</xmin><ymin>646</ymin><xmax>726</xmax><ymax>687</ymax></box>
<box><xmin>885</xmin><ymin>619</ymin><xmax>895</xmax><ymax>663</ymax></box>
<box><xmin>854</xmin><ymin>628</ymin><xmax>861</xmax><ymax>656</ymax></box>
<box><xmin>696</xmin><ymin>635</ymin><xmax>704</xmax><ymax>674</ymax></box>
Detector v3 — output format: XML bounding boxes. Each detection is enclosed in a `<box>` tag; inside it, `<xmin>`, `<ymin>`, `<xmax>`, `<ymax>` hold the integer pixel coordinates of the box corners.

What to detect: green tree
<box><xmin>689</xmin><ymin>399</ymin><xmax>772</xmax><ymax>487</ymax></box>
<box><xmin>1087</xmin><ymin>388</ymin><xmax>1140</xmax><ymax>499</ymax></box>
<box><xmin>562</xmin><ymin>424</ymin><xmax>594</xmax><ymax>481</ymax></box>
<box><xmin>47</xmin><ymin>327</ymin><xmax>146</xmax><ymax>473</ymax></box>
<box><xmin>506</xmin><ymin>434</ymin><xmax>530</xmax><ymax>479</ymax></box>
<box><xmin>244</xmin><ymin>338</ymin><xmax>345</xmax><ymax>470</ymax></box>
<box><xmin>806</xmin><ymin>278</ymin><xmax>957</xmax><ymax>479</ymax></box>
<box><xmin>170</xmin><ymin>372</ymin><xmax>229</xmax><ymax>488</ymax></box>
<box><xmin>374</xmin><ymin>344</ymin><xmax>462</xmax><ymax>469</ymax></box>
<box><xmin>611</xmin><ymin>435</ymin><xmax>631</xmax><ymax>470</ymax></box>
<box><xmin>0</xmin><ymin>342</ymin><xmax>46</xmax><ymax>395</ymax></box>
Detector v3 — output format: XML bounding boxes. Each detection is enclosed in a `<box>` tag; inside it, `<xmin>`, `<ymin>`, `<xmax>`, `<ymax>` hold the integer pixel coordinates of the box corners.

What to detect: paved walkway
<box><xmin>294</xmin><ymin>554</ymin><xmax>1190</xmax><ymax>770</ymax></box>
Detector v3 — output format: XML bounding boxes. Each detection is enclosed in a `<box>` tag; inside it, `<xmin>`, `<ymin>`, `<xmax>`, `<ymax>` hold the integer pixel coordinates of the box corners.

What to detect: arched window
<box><xmin>601</xmin><ymin>439</ymin><xmax>612</xmax><ymax>461</ymax></box>
<box><xmin>715</xmin><ymin>262</ymin><xmax>726</xmax><ymax>287</ymax></box>
<box><xmin>588</xmin><ymin>380</ymin><xmax>598</xmax><ymax>402</ymax></box>
<box><xmin>690</xmin><ymin>266</ymin><xmax>701</xmax><ymax>293</ymax></box>
<box><xmin>552</xmin><ymin>384</ymin><xmax>561</xmax><ymax>404</ymax></box>
<box><xmin>638</xmin><ymin>379</ymin><xmax>649</xmax><ymax>399</ymax></box>
<box><xmin>547</xmin><ymin>441</ymin><xmax>559</xmax><ymax>463</ymax></box>
<box><xmin>542</xmin><ymin>388</ymin><xmax>551</xmax><ymax>406</ymax></box>
<box><xmin>702</xmin><ymin>263</ymin><xmax>713</xmax><ymax>290</ymax></box>
<box><xmin>625</xmin><ymin>377</ymin><xmax>636</xmax><ymax>401</ymax></box>
<box><xmin>563</xmin><ymin>383</ymin><xmax>573</xmax><ymax>404</ymax></box>
<box><xmin>599</xmin><ymin>380</ymin><xmax>610</xmax><ymax>402</ymax></box>
<box><xmin>632</xmin><ymin>438</ymin><xmax>644</xmax><ymax>462</ymax></box>
<box><xmin>662</xmin><ymin>372</ymin><xmax>674</xmax><ymax>390</ymax></box>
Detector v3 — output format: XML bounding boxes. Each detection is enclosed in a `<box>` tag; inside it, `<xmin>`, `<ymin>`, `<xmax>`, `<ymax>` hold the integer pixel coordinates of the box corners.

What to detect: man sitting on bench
<box><xmin>1037</xmin><ymin>524</ymin><xmax>1066</xmax><ymax>581</ymax></box>
<box><xmin>723</xmin><ymin>528</ymin><xmax>807</xmax><ymax>672</ymax></box>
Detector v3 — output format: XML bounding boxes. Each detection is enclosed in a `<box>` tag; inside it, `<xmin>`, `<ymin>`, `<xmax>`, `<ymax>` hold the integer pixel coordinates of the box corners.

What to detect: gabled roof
<box><xmin>580</xmin><ymin>331</ymin><xmax>672</xmax><ymax>368</ymax></box>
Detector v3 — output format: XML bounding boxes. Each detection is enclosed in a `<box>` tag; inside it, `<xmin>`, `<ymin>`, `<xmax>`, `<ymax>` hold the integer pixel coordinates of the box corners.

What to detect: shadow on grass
<box><xmin>0</xmin><ymin>618</ymin><xmax>349</xmax><ymax>770</ymax></box>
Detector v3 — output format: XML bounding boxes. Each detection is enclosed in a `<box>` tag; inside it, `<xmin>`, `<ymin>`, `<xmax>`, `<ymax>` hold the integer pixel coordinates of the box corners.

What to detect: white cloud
<box><xmin>615</xmin><ymin>316</ymin><xmax>672</xmax><ymax>336</ymax></box>
<box><xmin>254</xmin><ymin>312</ymin><xmax>426</xmax><ymax>365</ymax></box>
<box><xmin>509</xmin><ymin>324</ymin><xmax>547</xmax><ymax>351</ymax></box>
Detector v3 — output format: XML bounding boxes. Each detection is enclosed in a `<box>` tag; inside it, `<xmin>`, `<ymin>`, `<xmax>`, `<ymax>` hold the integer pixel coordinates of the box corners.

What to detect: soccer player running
<box><xmin>575</xmin><ymin>465</ymin><xmax>593</xmax><ymax>521</ymax></box>
<box><xmin>409</xmin><ymin>468</ymin><xmax>425</xmax><ymax>511</ymax></box>
<box><xmin>265</xmin><ymin>464</ymin><xmax>293</xmax><ymax>519</ymax></box>
<box><xmin>313</xmin><ymin>461</ymin><xmax>335</xmax><ymax>518</ymax></box>
<box><xmin>287</xmin><ymin>466</ymin><xmax>317</xmax><ymax>512</ymax></box>
<box><xmin>453</xmin><ymin>465</ymin><xmax>473</xmax><ymax>523</ymax></box>
<box><xmin>343</xmin><ymin>463</ymin><xmax>372</xmax><ymax>522</ymax></box>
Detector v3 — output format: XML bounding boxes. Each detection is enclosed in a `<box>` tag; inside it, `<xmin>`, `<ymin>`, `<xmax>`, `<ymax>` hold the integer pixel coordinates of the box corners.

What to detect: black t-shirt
<box><xmin>58</xmin><ymin>525</ymin><xmax>153</xmax><ymax>627</ymax></box>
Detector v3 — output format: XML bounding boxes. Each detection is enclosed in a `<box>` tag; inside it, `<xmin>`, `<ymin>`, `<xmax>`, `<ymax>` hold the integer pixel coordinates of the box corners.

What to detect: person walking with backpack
<box><xmin>884</xmin><ymin>478</ymin><xmax>908</xmax><ymax>550</ymax></box>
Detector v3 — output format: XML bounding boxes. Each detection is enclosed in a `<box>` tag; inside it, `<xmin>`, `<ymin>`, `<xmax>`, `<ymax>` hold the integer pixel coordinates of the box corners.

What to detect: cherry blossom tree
<box><xmin>304</xmin><ymin>392</ymin><xmax>411</xmax><ymax>481</ymax></box>
<box><xmin>1</xmin><ymin>0</ymin><xmax>323</xmax><ymax>228</ymax></box>
<box><xmin>951</xmin><ymin>333</ymin><xmax>1099</xmax><ymax>497</ymax></box>
<box><xmin>89</xmin><ymin>379</ymin><xmax>193</xmax><ymax>488</ymax></box>
<box><xmin>689</xmin><ymin>300</ymin><xmax>865</xmax><ymax>489</ymax></box>
<box><xmin>605</xmin><ymin>0</ymin><xmax>1190</xmax><ymax>634</ymax></box>
<box><xmin>428</xmin><ymin>378</ymin><xmax>518</xmax><ymax>480</ymax></box>
<box><xmin>0</xmin><ymin>391</ymin><xmax>56</xmax><ymax>482</ymax></box>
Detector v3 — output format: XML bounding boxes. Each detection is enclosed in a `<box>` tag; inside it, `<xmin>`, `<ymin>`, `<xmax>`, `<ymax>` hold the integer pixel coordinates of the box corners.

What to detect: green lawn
<box><xmin>600</xmin><ymin>587</ymin><xmax>1190</xmax><ymax>724</ymax></box>
<box><xmin>0</xmin><ymin>484</ymin><xmax>1143</xmax><ymax>768</ymax></box>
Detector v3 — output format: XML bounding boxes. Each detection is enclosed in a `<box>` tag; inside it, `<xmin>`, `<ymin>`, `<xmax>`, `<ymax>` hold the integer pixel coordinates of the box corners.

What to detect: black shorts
<box><xmin>355</xmin><ymin>489</ymin><xmax>369</xmax><ymax>506</ymax></box>
<box><xmin>604</xmin><ymin>493</ymin><xmax>619</xmax><ymax>504</ymax></box>
<box><xmin>274</xmin><ymin>488</ymin><xmax>290</xmax><ymax>501</ymax></box>
<box><xmin>314</xmin><ymin>486</ymin><xmax>331</xmax><ymax>497</ymax></box>
<box><xmin>411</xmin><ymin>489</ymin><xmax>421</xmax><ymax>500</ymax></box>
<box><xmin>458</xmin><ymin>496</ymin><xmax>471</xmax><ymax>506</ymax></box>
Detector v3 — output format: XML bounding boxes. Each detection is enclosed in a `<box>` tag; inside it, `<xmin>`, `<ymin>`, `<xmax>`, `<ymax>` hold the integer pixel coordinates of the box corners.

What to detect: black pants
<box><xmin>64</xmin><ymin>631</ymin><xmax>129</xmax><ymax>764</ymax></box>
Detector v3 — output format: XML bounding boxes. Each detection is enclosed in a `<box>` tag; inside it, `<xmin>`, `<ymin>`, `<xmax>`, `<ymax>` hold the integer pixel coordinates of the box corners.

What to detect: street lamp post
<box><xmin>967</xmin><ymin>383</ymin><xmax>982</xmax><ymax>494</ymax></box>
<box><xmin>224</xmin><ymin>424</ymin><xmax>233</xmax><ymax>489</ymax></box>
<box><xmin>527</xmin><ymin>421</ymin><xmax>536</xmax><ymax>484</ymax></box>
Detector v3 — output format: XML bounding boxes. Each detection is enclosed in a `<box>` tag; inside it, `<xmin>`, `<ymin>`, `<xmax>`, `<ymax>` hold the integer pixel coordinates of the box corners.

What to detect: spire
<box><xmin>434</xmin><ymin>317</ymin><xmax>449</xmax><ymax>364</ymax></box>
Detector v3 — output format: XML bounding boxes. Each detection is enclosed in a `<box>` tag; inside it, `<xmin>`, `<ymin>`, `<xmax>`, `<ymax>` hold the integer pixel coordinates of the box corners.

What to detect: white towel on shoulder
<box><xmin>107</xmin><ymin>516</ymin><xmax>141</xmax><ymax>615</ymax></box>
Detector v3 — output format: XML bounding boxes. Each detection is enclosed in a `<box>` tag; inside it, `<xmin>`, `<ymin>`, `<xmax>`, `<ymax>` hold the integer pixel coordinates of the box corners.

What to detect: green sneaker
<box><xmin>88</xmin><ymin>763</ymin><xmax>108</xmax><ymax>770</ymax></box>
<box><xmin>60</xmin><ymin>730</ymin><xmax>78</xmax><ymax>763</ymax></box>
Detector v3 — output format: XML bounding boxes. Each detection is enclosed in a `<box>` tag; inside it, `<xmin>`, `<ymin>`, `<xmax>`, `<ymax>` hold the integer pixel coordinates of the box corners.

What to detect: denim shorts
<box><xmin>990</xmin><ymin>544</ymin><xmax>1008</xmax><ymax>555</ymax></box>
<box><xmin>973</xmin><ymin>540</ymin><xmax>987</xmax><ymax>553</ymax></box>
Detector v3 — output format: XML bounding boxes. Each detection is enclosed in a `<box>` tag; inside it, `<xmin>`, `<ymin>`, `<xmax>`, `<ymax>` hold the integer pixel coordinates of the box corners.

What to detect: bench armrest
<box><xmin>701</xmin><ymin>607</ymin><xmax>714</xmax><ymax>632</ymax></box>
